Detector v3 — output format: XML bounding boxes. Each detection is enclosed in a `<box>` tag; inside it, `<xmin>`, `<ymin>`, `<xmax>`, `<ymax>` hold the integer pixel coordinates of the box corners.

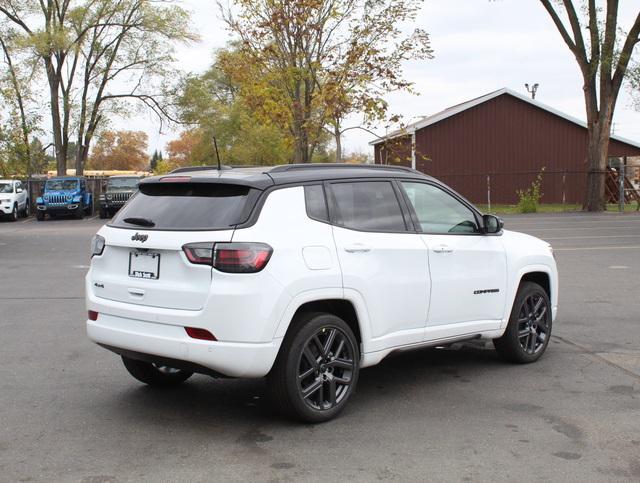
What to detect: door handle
<box><xmin>433</xmin><ymin>245</ymin><xmax>454</xmax><ymax>254</ymax></box>
<box><xmin>344</xmin><ymin>243</ymin><xmax>372</xmax><ymax>253</ymax></box>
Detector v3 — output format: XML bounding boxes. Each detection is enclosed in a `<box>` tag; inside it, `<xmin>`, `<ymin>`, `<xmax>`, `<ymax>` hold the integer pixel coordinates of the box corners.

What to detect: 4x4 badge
<box><xmin>131</xmin><ymin>233</ymin><xmax>148</xmax><ymax>243</ymax></box>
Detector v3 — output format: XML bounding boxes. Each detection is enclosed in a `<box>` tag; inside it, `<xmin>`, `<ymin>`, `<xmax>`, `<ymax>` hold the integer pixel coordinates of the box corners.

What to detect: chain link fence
<box><xmin>431</xmin><ymin>169</ymin><xmax>639</xmax><ymax>211</ymax></box>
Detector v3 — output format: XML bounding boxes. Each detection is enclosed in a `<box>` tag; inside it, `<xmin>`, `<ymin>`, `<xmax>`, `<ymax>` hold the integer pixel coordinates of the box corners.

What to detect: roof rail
<box><xmin>269</xmin><ymin>163</ymin><xmax>418</xmax><ymax>174</ymax></box>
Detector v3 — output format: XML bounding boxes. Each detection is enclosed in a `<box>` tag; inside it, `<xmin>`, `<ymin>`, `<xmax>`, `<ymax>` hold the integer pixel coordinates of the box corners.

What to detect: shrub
<box><xmin>517</xmin><ymin>168</ymin><xmax>545</xmax><ymax>213</ymax></box>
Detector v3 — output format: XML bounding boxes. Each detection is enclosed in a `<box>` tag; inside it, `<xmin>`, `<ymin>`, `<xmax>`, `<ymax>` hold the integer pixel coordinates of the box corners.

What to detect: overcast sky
<box><xmin>130</xmin><ymin>0</ymin><xmax>640</xmax><ymax>157</ymax></box>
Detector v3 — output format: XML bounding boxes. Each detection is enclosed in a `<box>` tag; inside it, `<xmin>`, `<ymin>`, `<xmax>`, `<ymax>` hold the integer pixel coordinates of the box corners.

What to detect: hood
<box><xmin>43</xmin><ymin>189</ymin><xmax>82</xmax><ymax>201</ymax></box>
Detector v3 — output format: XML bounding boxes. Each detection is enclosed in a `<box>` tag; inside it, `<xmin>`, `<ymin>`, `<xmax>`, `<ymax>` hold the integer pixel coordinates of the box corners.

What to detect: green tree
<box><xmin>539</xmin><ymin>0</ymin><xmax>640</xmax><ymax>211</ymax></box>
<box><xmin>220</xmin><ymin>0</ymin><xmax>431</xmax><ymax>163</ymax></box>
<box><xmin>0</xmin><ymin>25</ymin><xmax>41</xmax><ymax>176</ymax></box>
<box><xmin>177</xmin><ymin>46</ymin><xmax>295</xmax><ymax>165</ymax></box>
<box><xmin>150</xmin><ymin>150</ymin><xmax>162</xmax><ymax>171</ymax></box>
<box><xmin>0</xmin><ymin>0</ymin><xmax>196</xmax><ymax>175</ymax></box>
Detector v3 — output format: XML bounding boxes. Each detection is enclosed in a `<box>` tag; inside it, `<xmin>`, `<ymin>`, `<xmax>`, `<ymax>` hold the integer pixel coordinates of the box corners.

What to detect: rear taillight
<box><xmin>182</xmin><ymin>242</ymin><xmax>273</xmax><ymax>273</ymax></box>
<box><xmin>213</xmin><ymin>243</ymin><xmax>273</xmax><ymax>273</ymax></box>
<box><xmin>90</xmin><ymin>235</ymin><xmax>105</xmax><ymax>257</ymax></box>
<box><xmin>182</xmin><ymin>243</ymin><xmax>214</xmax><ymax>265</ymax></box>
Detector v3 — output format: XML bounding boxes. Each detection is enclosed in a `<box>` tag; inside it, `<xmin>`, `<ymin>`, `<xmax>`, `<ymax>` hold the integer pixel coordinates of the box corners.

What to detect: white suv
<box><xmin>86</xmin><ymin>165</ymin><xmax>558</xmax><ymax>422</ymax></box>
<box><xmin>0</xmin><ymin>179</ymin><xmax>30</xmax><ymax>221</ymax></box>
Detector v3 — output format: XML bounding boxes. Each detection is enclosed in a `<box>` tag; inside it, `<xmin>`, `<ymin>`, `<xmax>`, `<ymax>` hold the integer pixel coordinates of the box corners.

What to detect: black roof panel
<box><xmin>140</xmin><ymin>164</ymin><xmax>431</xmax><ymax>190</ymax></box>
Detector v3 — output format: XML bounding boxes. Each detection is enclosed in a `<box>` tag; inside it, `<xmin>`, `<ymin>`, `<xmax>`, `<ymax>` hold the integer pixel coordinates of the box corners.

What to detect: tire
<box><xmin>9</xmin><ymin>204</ymin><xmax>18</xmax><ymax>222</ymax></box>
<box><xmin>75</xmin><ymin>206</ymin><xmax>84</xmax><ymax>219</ymax></box>
<box><xmin>36</xmin><ymin>211</ymin><xmax>45</xmax><ymax>221</ymax></box>
<box><xmin>99</xmin><ymin>207</ymin><xmax>108</xmax><ymax>219</ymax></box>
<box><xmin>121</xmin><ymin>356</ymin><xmax>193</xmax><ymax>387</ymax></box>
<box><xmin>493</xmin><ymin>281</ymin><xmax>552</xmax><ymax>363</ymax></box>
<box><xmin>22</xmin><ymin>200</ymin><xmax>30</xmax><ymax>218</ymax></box>
<box><xmin>85</xmin><ymin>202</ymin><xmax>94</xmax><ymax>216</ymax></box>
<box><xmin>268</xmin><ymin>312</ymin><xmax>360</xmax><ymax>423</ymax></box>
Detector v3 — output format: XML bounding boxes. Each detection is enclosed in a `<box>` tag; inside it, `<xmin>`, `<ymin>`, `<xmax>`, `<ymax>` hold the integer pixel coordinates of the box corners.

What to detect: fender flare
<box><xmin>502</xmin><ymin>264</ymin><xmax>556</xmax><ymax>329</ymax></box>
<box><xmin>272</xmin><ymin>288</ymin><xmax>374</xmax><ymax>354</ymax></box>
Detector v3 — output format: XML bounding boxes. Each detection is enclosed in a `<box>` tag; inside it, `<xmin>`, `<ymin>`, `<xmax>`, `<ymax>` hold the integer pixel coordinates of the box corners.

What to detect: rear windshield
<box><xmin>110</xmin><ymin>183</ymin><xmax>259</xmax><ymax>230</ymax></box>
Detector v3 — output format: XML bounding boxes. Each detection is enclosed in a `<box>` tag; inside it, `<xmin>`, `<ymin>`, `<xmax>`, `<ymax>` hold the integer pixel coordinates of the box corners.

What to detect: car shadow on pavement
<box><xmin>103</xmin><ymin>344</ymin><xmax>504</xmax><ymax>429</ymax></box>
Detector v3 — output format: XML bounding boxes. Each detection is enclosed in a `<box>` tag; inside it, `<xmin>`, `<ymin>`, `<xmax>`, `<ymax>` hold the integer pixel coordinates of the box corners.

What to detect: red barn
<box><xmin>372</xmin><ymin>88</ymin><xmax>640</xmax><ymax>205</ymax></box>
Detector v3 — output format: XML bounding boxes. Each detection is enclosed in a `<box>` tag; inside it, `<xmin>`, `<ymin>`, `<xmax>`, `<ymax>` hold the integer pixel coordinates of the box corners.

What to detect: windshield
<box><xmin>0</xmin><ymin>183</ymin><xmax>13</xmax><ymax>194</ymax></box>
<box><xmin>111</xmin><ymin>183</ymin><xmax>259</xmax><ymax>230</ymax></box>
<box><xmin>46</xmin><ymin>179</ymin><xmax>78</xmax><ymax>191</ymax></box>
<box><xmin>107</xmin><ymin>177</ymin><xmax>140</xmax><ymax>191</ymax></box>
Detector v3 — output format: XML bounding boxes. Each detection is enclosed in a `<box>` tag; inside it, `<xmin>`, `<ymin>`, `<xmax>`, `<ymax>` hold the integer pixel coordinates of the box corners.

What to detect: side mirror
<box><xmin>483</xmin><ymin>214</ymin><xmax>504</xmax><ymax>234</ymax></box>
<box><xmin>16</xmin><ymin>188</ymin><xmax>23</xmax><ymax>193</ymax></box>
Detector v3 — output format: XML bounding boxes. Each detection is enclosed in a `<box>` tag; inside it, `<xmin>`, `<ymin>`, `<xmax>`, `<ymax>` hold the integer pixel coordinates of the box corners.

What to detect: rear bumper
<box><xmin>87</xmin><ymin>313</ymin><xmax>281</xmax><ymax>378</ymax></box>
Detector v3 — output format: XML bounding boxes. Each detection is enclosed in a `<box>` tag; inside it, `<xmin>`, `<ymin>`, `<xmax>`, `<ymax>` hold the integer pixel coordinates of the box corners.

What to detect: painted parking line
<box><xmin>20</xmin><ymin>217</ymin><xmax>35</xmax><ymax>224</ymax></box>
<box><xmin>543</xmin><ymin>234</ymin><xmax>640</xmax><ymax>240</ymax></box>
<box><xmin>506</xmin><ymin>218</ymin><xmax>637</xmax><ymax>224</ymax></box>
<box><xmin>554</xmin><ymin>245</ymin><xmax>640</xmax><ymax>251</ymax></box>
<box><xmin>507</xmin><ymin>220</ymin><xmax>640</xmax><ymax>227</ymax></box>
<box><xmin>84</xmin><ymin>215</ymin><xmax>99</xmax><ymax>221</ymax></box>
<box><xmin>505</xmin><ymin>215</ymin><xmax>638</xmax><ymax>221</ymax></box>
<box><xmin>512</xmin><ymin>225</ymin><xmax>640</xmax><ymax>232</ymax></box>
<box><xmin>504</xmin><ymin>219</ymin><xmax>640</xmax><ymax>229</ymax></box>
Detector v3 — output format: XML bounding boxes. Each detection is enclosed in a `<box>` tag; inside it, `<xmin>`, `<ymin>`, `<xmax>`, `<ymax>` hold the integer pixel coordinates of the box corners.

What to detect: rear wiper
<box><xmin>123</xmin><ymin>217</ymin><xmax>155</xmax><ymax>227</ymax></box>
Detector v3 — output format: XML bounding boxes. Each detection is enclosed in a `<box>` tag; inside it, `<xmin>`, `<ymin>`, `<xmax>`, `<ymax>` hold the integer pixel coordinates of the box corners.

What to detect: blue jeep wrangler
<box><xmin>36</xmin><ymin>177</ymin><xmax>93</xmax><ymax>221</ymax></box>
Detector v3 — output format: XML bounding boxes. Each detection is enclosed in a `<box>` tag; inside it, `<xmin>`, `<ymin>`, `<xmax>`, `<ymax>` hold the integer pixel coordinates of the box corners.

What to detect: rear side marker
<box><xmin>185</xmin><ymin>327</ymin><xmax>217</xmax><ymax>341</ymax></box>
<box><xmin>88</xmin><ymin>310</ymin><xmax>99</xmax><ymax>321</ymax></box>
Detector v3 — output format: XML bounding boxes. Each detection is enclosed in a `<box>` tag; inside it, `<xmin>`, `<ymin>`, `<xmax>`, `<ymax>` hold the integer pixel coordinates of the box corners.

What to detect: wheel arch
<box><xmin>502</xmin><ymin>264</ymin><xmax>557</xmax><ymax>329</ymax></box>
<box><xmin>274</xmin><ymin>292</ymin><xmax>370</xmax><ymax>355</ymax></box>
<box><xmin>520</xmin><ymin>271</ymin><xmax>550</xmax><ymax>299</ymax></box>
<box><xmin>288</xmin><ymin>299</ymin><xmax>362</xmax><ymax>347</ymax></box>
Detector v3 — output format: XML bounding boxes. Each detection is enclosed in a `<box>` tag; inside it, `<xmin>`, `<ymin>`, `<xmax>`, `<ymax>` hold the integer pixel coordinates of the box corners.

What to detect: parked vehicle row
<box><xmin>0</xmin><ymin>179</ymin><xmax>30</xmax><ymax>221</ymax></box>
<box><xmin>85</xmin><ymin>164</ymin><xmax>558</xmax><ymax>422</ymax></box>
<box><xmin>0</xmin><ymin>175</ymin><xmax>142</xmax><ymax>222</ymax></box>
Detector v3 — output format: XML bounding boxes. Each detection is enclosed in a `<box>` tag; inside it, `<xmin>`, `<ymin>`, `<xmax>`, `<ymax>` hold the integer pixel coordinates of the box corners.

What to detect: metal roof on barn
<box><xmin>370</xmin><ymin>88</ymin><xmax>640</xmax><ymax>149</ymax></box>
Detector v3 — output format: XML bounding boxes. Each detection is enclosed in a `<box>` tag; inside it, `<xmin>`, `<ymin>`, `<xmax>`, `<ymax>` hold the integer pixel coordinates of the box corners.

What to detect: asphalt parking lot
<box><xmin>1</xmin><ymin>212</ymin><xmax>639</xmax><ymax>482</ymax></box>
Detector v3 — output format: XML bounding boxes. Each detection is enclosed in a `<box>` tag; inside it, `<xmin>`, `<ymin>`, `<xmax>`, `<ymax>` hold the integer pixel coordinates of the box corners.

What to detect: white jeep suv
<box><xmin>0</xmin><ymin>179</ymin><xmax>30</xmax><ymax>221</ymax></box>
<box><xmin>86</xmin><ymin>164</ymin><xmax>558</xmax><ymax>422</ymax></box>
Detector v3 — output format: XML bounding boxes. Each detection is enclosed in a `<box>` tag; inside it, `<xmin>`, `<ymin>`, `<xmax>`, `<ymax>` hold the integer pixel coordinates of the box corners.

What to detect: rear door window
<box><xmin>111</xmin><ymin>182</ymin><xmax>259</xmax><ymax>230</ymax></box>
<box><xmin>304</xmin><ymin>185</ymin><xmax>329</xmax><ymax>222</ymax></box>
<box><xmin>329</xmin><ymin>181</ymin><xmax>407</xmax><ymax>232</ymax></box>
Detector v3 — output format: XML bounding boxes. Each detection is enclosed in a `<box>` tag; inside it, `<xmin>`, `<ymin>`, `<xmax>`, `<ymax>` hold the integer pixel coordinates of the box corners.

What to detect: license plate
<box><xmin>128</xmin><ymin>251</ymin><xmax>160</xmax><ymax>279</ymax></box>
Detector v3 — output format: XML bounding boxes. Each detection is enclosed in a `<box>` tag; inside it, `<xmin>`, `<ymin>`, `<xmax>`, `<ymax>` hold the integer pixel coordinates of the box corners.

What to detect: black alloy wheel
<box><xmin>297</xmin><ymin>326</ymin><xmax>356</xmax><ymax>411</ymax></box>
<box><xmin>494</xmin><ymin>281</ymin><xmax>552</xmax><ymax>363</ymax></box>
<box><xmin>268</xmin><ymin>312</ymin><xmax>359</xmax><ymax>423</ymax></box>
<box><xmin>517</xmin><ymin>292</ymin><xmax>549</xmax><ymax>355</ymax></box>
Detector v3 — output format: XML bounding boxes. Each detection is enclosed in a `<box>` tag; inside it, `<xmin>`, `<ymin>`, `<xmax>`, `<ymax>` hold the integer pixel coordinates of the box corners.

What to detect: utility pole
<box><xmin>525</xmin><ymin>83</ymin><xmax>539</xmax><ymax>100</ymax></box>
